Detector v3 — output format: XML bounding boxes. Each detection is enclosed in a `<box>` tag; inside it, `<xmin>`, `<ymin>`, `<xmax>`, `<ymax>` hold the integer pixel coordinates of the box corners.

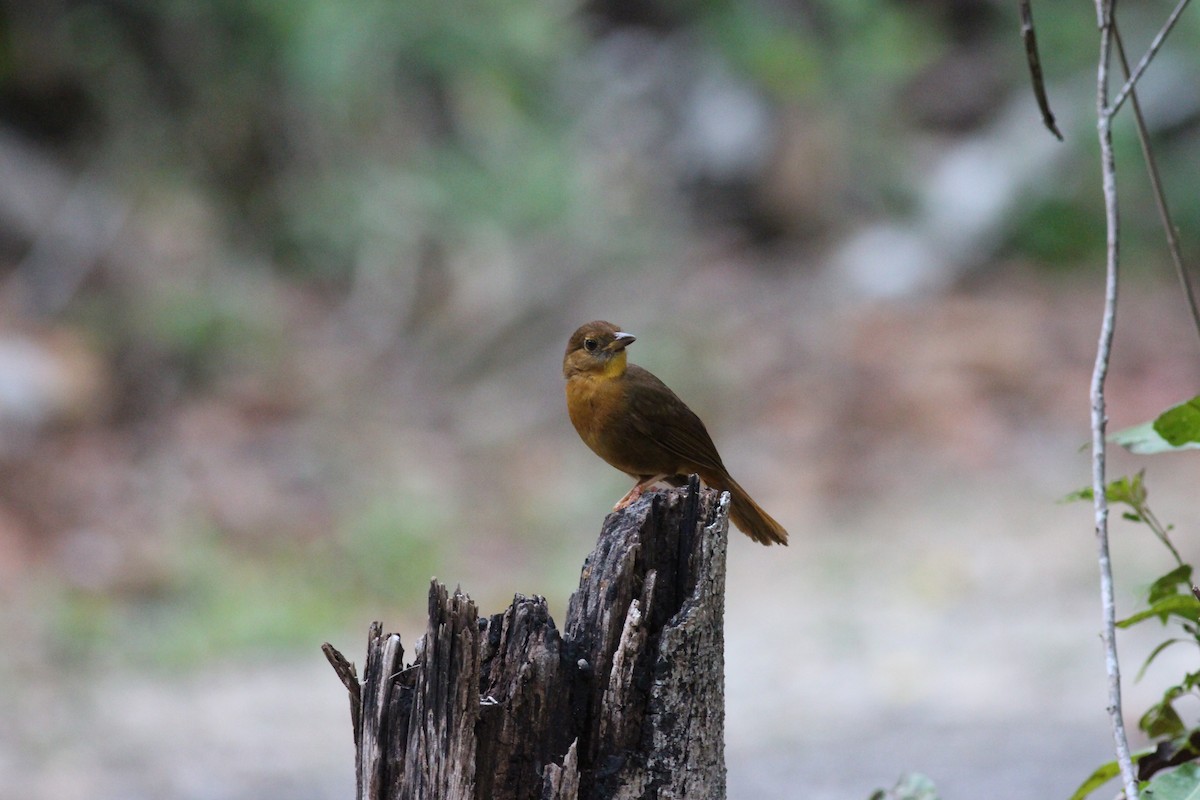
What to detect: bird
<box><xmin>562</xmin><ymin>320</ymin><xmax>788</xmax><ymax>546</ymax></box>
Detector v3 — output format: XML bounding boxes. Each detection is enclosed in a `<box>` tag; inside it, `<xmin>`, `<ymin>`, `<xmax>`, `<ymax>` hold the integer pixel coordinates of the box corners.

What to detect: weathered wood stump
<box><xmin>323</xmin><ymin>476</ymin><xmax>729</xmax><ymax>800</ymax></box>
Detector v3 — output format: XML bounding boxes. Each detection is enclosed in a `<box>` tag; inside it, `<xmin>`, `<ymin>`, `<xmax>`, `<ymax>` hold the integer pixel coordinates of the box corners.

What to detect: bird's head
<box><xmin>563</xmin><ymin>321</ymin><xmax>636</xmax><ymax>379</ymax></box>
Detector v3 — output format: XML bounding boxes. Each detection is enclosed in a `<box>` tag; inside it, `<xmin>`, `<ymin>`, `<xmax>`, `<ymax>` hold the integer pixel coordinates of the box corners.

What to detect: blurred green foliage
<box><xmin>339</xmin><ymin>495</ymin><xmax>445</xmax><ymax>606</ymax></box>
<box><xmin>42</xmin><ymin>510</ymin><xmax>446</xmax><ymax>666</ymax></box>
<box><xmin>1</xmin><ymin>0</ymin><xmax>580</xmax><ymax>277</ymax></box>
<box><xmin>143</xmin><ymin>286</ymin><xmax>279</xmax><ymax>384</ymax></box>
<box><xmin>0</xmin><ymin>3</ymin><xmax>934</xmax><ymax>262</ymax></box>
<box><xmin>5</xmin><ymin>0</ymin><xmax>1197</xmax><ymax>286</ymax></box>
<box><xmin>1007</xmin><ymin>196</ymin><xmax>1106</xmax><ymax>267</ymax></box>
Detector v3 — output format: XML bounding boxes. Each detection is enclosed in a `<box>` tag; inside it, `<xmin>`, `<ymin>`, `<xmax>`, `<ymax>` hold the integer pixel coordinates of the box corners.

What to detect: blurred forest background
<box><xmin>3</xmin><ymin>0</ymin><xmax>1200</xmax><ymax>797</ymax></box>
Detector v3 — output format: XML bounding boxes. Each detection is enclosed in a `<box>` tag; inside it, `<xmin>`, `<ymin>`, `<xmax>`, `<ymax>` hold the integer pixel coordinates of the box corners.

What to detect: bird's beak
<box><xmin>610</xmin><ymin>331</ymin><xmax>636</xmax><ymax>351</ymax></box>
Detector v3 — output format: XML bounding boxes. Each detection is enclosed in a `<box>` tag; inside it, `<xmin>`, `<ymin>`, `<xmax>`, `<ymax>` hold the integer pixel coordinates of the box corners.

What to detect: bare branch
<box><xmin>322</xmin><ymin>641</ymin><xmax>363</xmax><ymax>748</ymax></box>
<box><xmin>1109</xmin><ymin>0</ymin><xmax>1193</xmax><ymax>116</ymax></box>
<box><xmin>1112</xmin><ymin>23</ymin><xmax>1200</xmax><ymax>351</ymax></box>
<box><xmin>1020</xmin><ymin>0</ymin><xmax>1064</xmax><ymax>140</ymax></box>
<box><xmin>1092</xmin><ymin>0</ymin><xmax>1140</xmax><ymax>797</ymax></box>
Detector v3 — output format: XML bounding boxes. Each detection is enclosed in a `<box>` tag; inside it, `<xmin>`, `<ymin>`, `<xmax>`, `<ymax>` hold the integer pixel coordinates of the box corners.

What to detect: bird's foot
<box><xmin>613</xmin><ymin>485</ymin><xmax>644</xmax><ymax>511</ymax></box>
<box><xmin>613</xmin><ymin>474</ymin><xmax>670</xmax><ymax>510</ymax></box>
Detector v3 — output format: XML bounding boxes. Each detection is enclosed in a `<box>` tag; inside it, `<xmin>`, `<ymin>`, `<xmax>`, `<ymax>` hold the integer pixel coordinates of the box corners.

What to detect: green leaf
<box><xmin>1118</xmin><ymin>595</ymin><xmax>1200</xmax><ymax>628</ymax></box>
<box><xmin>1155</xmin><ymin>397</ymin><xmax>1200</xmax><ymax>447</ymax></box>
<box><xmin>1112</xmin><ymin>396</ymin><xmax>1200</xmax><ymax>454</ymax></box>
<box><xmin>1112</xmin><ymin>420</ymin><xmax>1179</xmax><ymax>454</ymax></box>
<box><xmin>1142</xmin><ymin>692</ymin><xmax>1187</xmax><ymax>739</ymax></box>
<box><xmin>1138</xmin><ymin>639</ymin><xmax>1188</xmax><ymax>681</ymax></box>
<box><xmin>1074</xmin><ymin>746</ymin><xmax>1167</xmax><ymax>800</ymax></box>
<box><xmin>1063</xmin><ymin>486</ymin><xmax>1094</xmax><ymax>503</ymax></box>
<box><xmin>1143</xmin><ymin>761</ymin><xmax>1200</xmax><ymax>799</ymax></box>
<box><xmin>1069</xmin><ymin>760</ymin><xmax>1120</xmax><ymax>800</ymax></box>
<box><xmin>1063</xmin><ymin>473</ymin><xmax>1145</xmax><ymax>506</ymax></box>
<box><xmin>1150</xmin><ymin>566</ymin><xmax>1195</xmax><ymax>605</ymax></box>
<box><xmin>1112</xmin><ymin>472</ymin><xmax>1147</xmax><ymax>506</ymax></box>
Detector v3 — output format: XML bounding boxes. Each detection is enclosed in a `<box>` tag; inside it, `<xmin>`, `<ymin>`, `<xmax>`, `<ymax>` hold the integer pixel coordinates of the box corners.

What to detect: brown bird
<box><xmin>563</xmin><ymin>321</ymin><xmax>788</xmax><ymax>546</ymax></box>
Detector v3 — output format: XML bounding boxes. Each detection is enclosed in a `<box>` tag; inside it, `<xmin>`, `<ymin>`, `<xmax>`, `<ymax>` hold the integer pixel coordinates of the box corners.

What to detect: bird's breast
<box><xmin>566</xmin><ymin>373</ymin><xmax>637</xmax><ymax>471</ymax></box>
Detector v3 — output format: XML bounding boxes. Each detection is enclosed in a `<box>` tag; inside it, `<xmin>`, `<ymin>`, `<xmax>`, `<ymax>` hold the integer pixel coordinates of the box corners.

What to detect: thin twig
<box><xmin>322</xmin><ymin>642</ymin><xmax>363</xmax><ymax>747</ymax></box>
<box><xmin>1092</xmin><ymin>0</ymin><xmax>1140</xmax><ymax>797</ymax></box>
<box><xmin>1112</xmin><ymin>22</ymin><xmax>1200</xmax><ymax>351</ymax></box>
<box><xmin>1019</xmin><ymin>0</ymin><xmax>1064</xmax><ymax>140</ymax></box>
<box><xmin>1109</xmin><ymin>0</ymin><xmax>1193</xmax><ymax>116</ymax></box>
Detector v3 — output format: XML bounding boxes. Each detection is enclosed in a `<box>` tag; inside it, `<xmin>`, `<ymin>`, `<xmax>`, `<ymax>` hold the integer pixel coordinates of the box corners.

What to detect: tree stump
<box><xmin>323</xmin><ymin>475</ymin><xmax>729</xmax><ymax>800</ymax></box>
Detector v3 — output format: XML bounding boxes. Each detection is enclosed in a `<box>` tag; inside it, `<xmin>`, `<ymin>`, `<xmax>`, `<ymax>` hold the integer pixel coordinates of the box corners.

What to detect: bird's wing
<box><xmin>624</xmin><ymin>365</ymin><xmax>727</xmax><ymax>474</ymax></box>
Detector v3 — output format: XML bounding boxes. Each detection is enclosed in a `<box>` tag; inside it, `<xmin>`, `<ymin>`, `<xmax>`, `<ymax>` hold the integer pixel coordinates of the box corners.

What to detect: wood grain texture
<box><xmin>324</xmin><ymin>477</ymin><xmax>729</xmax><ymax>800</ymax></box>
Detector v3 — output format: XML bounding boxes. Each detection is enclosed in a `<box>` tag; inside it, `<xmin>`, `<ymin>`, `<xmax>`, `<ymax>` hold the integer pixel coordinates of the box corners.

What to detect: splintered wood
<box><xmin>323</xmin><ymin>476</ymin><xmax>729</xmax><ymax>800</ymax></box>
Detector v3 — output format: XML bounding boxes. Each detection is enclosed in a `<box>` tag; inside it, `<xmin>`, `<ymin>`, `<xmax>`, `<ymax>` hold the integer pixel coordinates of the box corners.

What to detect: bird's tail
<box><xmin>702</xmin><ymin>471</ymin><xmax>788</xmax><ymax>546</ymax></box>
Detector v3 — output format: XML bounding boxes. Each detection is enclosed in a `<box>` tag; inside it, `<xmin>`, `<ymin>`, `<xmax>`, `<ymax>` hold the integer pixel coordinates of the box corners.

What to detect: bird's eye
<box><xmin>584</xmin><ymin>338</ymin><xmax>599</xmax><ymax>352</ymax></box>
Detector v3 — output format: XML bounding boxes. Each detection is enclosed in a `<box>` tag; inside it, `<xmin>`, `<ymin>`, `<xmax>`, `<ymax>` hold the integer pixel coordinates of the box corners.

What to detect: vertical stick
<box><xmin>1112</xmin><ymin>24</ymin><xmax>1200</xmax><ymax>351</ymax></box>
<box><xmin>1091</xmin><ymin>1</ymin><xmax>1140</xmax><ymax>797</ymax></box>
